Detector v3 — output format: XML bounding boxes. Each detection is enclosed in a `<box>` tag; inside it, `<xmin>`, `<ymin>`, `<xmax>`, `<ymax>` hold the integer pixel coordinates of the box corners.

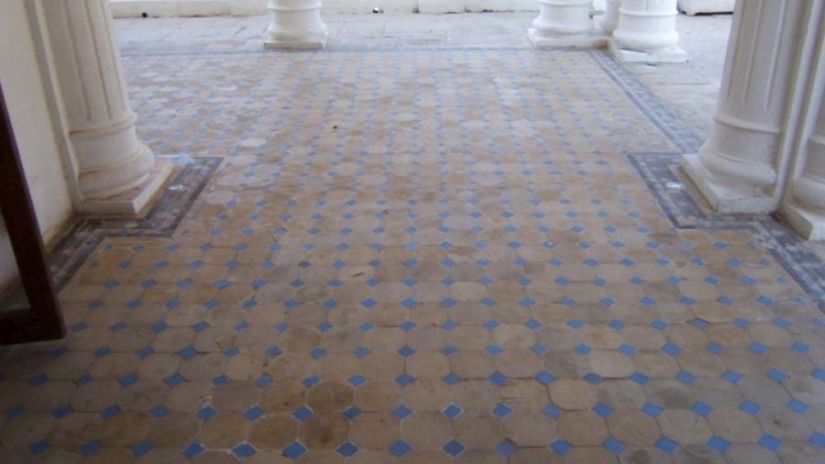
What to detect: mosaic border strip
<box><xmin>590</xmin><ymin>49</ymin><xmax>825</xmax><ymax>310</ymax></box>
<box><xmin>49</xmin><ymin>155</ymin><xmax>221</xmax><ymax>289</ymax></box>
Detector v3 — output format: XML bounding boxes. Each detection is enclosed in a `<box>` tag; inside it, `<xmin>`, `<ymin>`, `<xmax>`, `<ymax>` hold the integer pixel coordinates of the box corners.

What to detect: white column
<box><xmin>782</xmin><ymin>5</ymin><xmax>825</xmax><ymax>240</ymax></box>
<box><xmin>529</xmin><ymin>0</ymin><xmax>607</xmax><ymax>48</ymax></box>
<box><xmin>682</xmin><ymin>0</ymin><xmax>806</xmax><ymax>213</ymax></box>
<box><xmin>264</xmin><ymin>0</ymin><xmax>328</xmax><ymax>50</ymax></box>
<box><xmin>41</xmin><ymin>0</ymin><xmax>171</xmax><ymax>215</ymax></box>
<box><xmin>610</xmin><ymin>0</ymin><xmax>686</xmax><ymax>62</ymax></box>
<box><xmin>601</xmin><ymin>0</ymin><xmax>621</xmax><ymax>35</ymax></box>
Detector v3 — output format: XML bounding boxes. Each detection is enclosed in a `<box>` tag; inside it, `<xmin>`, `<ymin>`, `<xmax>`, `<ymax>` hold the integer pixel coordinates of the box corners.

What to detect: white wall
<box><xmin>110</xmin><ymin>0</ymin><xmax>539</xmax><ymax>17</ymax></box>
<box><xmin>0</xmin><ymin>2</ymin><xmax>75</xmax><ymax>294</ymax></box>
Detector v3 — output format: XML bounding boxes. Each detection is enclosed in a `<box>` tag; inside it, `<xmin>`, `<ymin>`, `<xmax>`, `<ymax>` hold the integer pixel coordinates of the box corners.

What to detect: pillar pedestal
<box><xmin>264</xmin><ymin>0</ymin><xmax>328</xmax><ymax>50</ymax></box>
<box><xmin>42</xmin><ymin>0</ymin><xmax>171</xmax><ymax>216</ymax></box>
<box><xmin>782</xmin><ymin>16</ymin><xmax>825</xmax><ymax>240</ymax></box>
<box><xmin>610</xmin><ymin>0</ymin><xmax>686</xmax><ymax>62</ymax></box>
<box><xmin>529</xmin><ymin>0</ymin><xmax>607</xmax><ymax>49</ymax></box>
<box><xmin>681</xmin><ymin>0</ymin><xmax>806</xmax><ymax>214</ymax></box>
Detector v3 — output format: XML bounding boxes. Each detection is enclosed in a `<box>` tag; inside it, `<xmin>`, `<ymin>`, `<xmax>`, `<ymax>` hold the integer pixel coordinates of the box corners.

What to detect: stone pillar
<box><xmin>41</xmin><ymin>0</ymin><xmax>171</xmax><ymax>215</ymax></box>
<box><xmin>610</xmin><ymin>0</ymin><xmax>686</xmax><ymax>62</ymax></box>
<box><xmin>782</xmin><ymin>6</ymin><xmax>825</xmax><ymax>240</ymax></box>
<box><xmin>529</xmin><ymin>0</ymin><xmax>606</xmax><ymax>48</ymax></box>
<box><xmin>682</xmin><ymin>0</ymin><xmax>806</xmax><ymax>213</ymax></box>
<box><xmin>264</xmin><ymin>0</ymin><xmax>328</xmax><ymax>50</ymax></box>
<box><xmin>601</xmin><ymin>0</ymin><xmax>621</xmax><ymax>35</ymax></box>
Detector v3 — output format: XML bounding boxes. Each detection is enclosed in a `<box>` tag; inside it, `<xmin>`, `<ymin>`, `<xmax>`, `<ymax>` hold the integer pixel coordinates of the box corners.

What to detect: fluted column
<box><xmin>601</xmin><ymin>0</ymin><xmax>621</xmax><ymax>35</ymax></box>
<box><xmin>782</xmin><ymin>3</ymin><xmax>825</xmax><ymax>239</ymax></box>
<box><xmin>41</xmin><ymin>0</ymin><xmax>171</xmax><ymax>215</ymax></box>
<box><xmin>610</xmin><ymin>0</ymin><xmax>686</xmax><ymax>62</ymax></box>
<box><xmin>529</xmin><ymin>0</ymin><xmax>607</xmax><ymax>48</ymax></box>
<box><xmin>682</xmin><ymin>0</ymin><xmax>806</xmax><ymax>213</ymax></box>
<box><xmin>264</xmin><ymin>0</ymin><xmax>328</xmax><ymax>50</ymax></box>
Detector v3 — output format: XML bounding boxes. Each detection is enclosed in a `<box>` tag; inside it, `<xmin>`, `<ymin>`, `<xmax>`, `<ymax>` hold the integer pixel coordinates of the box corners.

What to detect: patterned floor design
<box><xmin>1</xmin><ymin>46</ymin><xmax>824</xmax><ymax>464</ymax></box>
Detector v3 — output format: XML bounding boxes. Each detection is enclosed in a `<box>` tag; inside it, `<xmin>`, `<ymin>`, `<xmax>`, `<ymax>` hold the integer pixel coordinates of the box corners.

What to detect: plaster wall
<box><xmin>109</xmin><ymin>0</ymin><xmax>540</xmax><ymax>17</ymax></box>
<box><xmin>0</xmin><ymin>2</ymin><xmax>75</xmax><ymax>294</ymax></box>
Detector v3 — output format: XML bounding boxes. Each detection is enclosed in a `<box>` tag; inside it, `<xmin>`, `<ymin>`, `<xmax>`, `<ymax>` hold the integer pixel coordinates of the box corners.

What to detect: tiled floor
<box><xmin>3</xmin><ymin>17</ymin><xmax>825</xmax><ymax>464</ymax></box>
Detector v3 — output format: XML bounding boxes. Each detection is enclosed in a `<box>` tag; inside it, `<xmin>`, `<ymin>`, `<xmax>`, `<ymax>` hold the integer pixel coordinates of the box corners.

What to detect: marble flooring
<box><xmin>2</xmin><ymin>14</ymin><xmax>825</xmax><ymax>464</ymax></box>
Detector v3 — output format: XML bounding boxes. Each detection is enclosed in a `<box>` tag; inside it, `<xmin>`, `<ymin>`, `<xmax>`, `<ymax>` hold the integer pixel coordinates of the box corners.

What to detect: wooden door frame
<box><xmin>0</xmin><ymin>83</ymin><xmax>65</xmax><ymax>344</ymax></box>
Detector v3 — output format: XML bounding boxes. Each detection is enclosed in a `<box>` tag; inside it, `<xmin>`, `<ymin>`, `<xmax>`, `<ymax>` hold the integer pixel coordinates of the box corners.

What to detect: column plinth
<box><xmin>682</xmin><ymin>0</ymin><xmax>806</xmax><ymax>213</ymax></box>
<box><xmin>529</xmin><ymin>0</ymin><xmax>607</xmax><ymax>49</ymax></box>
<box><xmin>782</xmin><ymin>32</ymin><xmax>825</xmax><ymax>239</ymax></box>
<box><xmin>610</xmin><ymin>0</ymin><xmax>686</xmax><ymax>62</ymax></box>
<box><xmin>42</xmin><ymin>0</ymin><xmax>171</xmax><ymax>216</ymax></box>
<box><xmin>264</xmin><ymin>0</ymin><xmax>328</xmax><ymax>50</ymax></box>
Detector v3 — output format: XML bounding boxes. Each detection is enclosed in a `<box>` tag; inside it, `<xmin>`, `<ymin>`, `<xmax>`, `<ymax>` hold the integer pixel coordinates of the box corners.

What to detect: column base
<box><xmin>781</xmin><ymin>202</ymin><xmax>825</xmax><ymax>241</ymax></box>
<box><xmin>608</xmin><ymin>40</ymin><xmax>687</xmax><ymax>63</ymax></box>
<box><xmin>681</xmin><ymin>154</ymin><xmax>777</xmax><ymax>214</ymax></box>
<box><xmin>528</xmin><ymin>28</ymin><xmax>608</xmax><ymax>49</ymax></box>
<box><xmin>79</xmin><ymin>160</ymin><xmax>174</xmax><ymax>217</ymax></box>
<box><xmin>264</xmin><ymin>33</ymin><xmax>328</xmax><ymax>50</ymax></box>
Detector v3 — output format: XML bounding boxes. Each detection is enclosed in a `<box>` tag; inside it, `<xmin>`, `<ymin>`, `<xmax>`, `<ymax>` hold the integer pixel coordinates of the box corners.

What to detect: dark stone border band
<box><xmin>590</xmin><ymin>49</ymin><xmax>825</xmax><ymax>311</ymax></box>
<box><xmin>49</xmin><ymin>155</ymin><xmax>221</xmax><ymax>290</ymax></box>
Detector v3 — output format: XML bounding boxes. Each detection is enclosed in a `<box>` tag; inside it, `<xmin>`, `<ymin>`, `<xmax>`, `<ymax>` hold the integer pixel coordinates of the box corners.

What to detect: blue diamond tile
<box><xmin>810</xmin><ymin>432</ymin><xmax>825</xmax><ymax>449</ymax></box>
<box><xmin>722</xmin><ymin>370</ymin><xmax>744</xmax><ymax>384</ymax></box>
<box><xmin>488</xmin><ymin>371</ymin><xmax>508</xmax><ymax>386</ymax></box>
<box><xmin>583</xmin><ymin>372</ymin><xmax>602</xmax><ymax>384</ymax></box>
<box><xmin>692</xmin><ymin>402</ymin><xmax>712</xmax><ymax>417</ymax></box>
<box><xmin>393</xmin><ymin>404</ymin><xmax>413</xmax><ymax>420</ymax></box>
<box><xmin>655</xmin><ymin>437</ymin><xmax>678</xmax><ymax>454</ymax></box>
<box><xmin>29</xmin><ymin>439</ymin><xmax>50</xmax><ymax>455</ymax></box>
<box><xmin>198</xmin><ymin>406</ymin><xmax>217</xmax><ymax>422</ymax></box>
<box><xmin>292</xmin><ymin>405</ymin><xmax>314</xmax><ymax>421</ymax></box>
<box><xmin>486</xmin><ymin>344</ymin><xmax>503</xmax><ymax>356</ymax></box>
<box><xmin>244</xmin><ymin>406</ymin><xmax>264</xmax><ymax>421</ymax></box>
<box><xmin>768</xmin><ymin>368</ymin><xmax>788</xmax><ymax>383</ymax></box>
<box><xmin>676</xmin><ymin>371</ymin><xmax>695</xmax><ymax>385</ymax></box>
<box><xmin>282</xmin><ymin>441</ymin><xmax>307</xmax><ymax>460</ymax></box>
<box><xmin>492</xmin><ymin>403</ymin><xmax>512</xmax><ymax>417</ymax></box>
<box><xmin>396</xmin><ymin>374</ymin><xmax>415</xmax><ymax>388</ymax></box>
<box><xmin>642</xmin><ymin>402</ymin><xmax>664</xmax><ymax>418</ymax></box>
<box><xmin>132</xmin><ymin>441</ymin><xmax>152</xmax><ymax>458</ymax></box>
<box><xmin>443</xmin><ymin>404</ymin><xmax>463</xmax><ymax>419</ymax></box>
<box><xmin>397</xmin><ymin>345</ymin><xmax>415</xmax><ymax>358</ymax></box>
<box><xmin>739</xmin><ymin>400</ymin><xmax>760</xmax><ymax>416</ymax></box>
<box><xmin>787</xmin><ymin>399</ymin><xmax>808</xmax><ymax>414</ymax></box>
<box><xmin>443</xmin><ymin>439</ymin><xmax>465</xmax><ymax>457</ymax></box>
<box><xmin>389</xmin><ymin>440</ymin><xmax>412</xmax><ymax>458</ymax></box>
<box><xmin>337</xmin><ymin>441</ymin><xmax>359</xmax><ymax>457</ymax></box>
<box><xmin>603</xmin><ymin>437</ymin><xmax>625</xmax><ymax>455</ymax></box>
<box><xmin>233</xmin><ymin>442</ymin><xmax>256</xmax><ymax>459</ymax></box>
<box><xmin>342</xmin><ymin>405</ymin><xmax>361</xmax><ymax>421</ymax></box>
<box><xmin>550</xmin><ymin>439</ymin><xmax>572</xmax><ymax>455</ymax></box>
<box><xmin>759</xmin><ymin>434</ymin><xmax>782</xmax><ymax>451</ymax></box>
<box><xmin>181</xmin><ymin>442</ymin><xmax>204</xmax><ymax>460</ymax></box>
<box><xmin>535</xmin><ymin>371</ymin><xmax>555</xmax><ymax>385</ymax></box>
<box><xmin>495</xmin><ymin>439</ymin><xmax>519</xmax><ymax>458</ymax></box>
<box><xmin>302</xmin><ymin>375</ymin><xmax>320</xmax><ymax>389</ymax></box>
<box><xmin>593</xmin><ymin>403</ymin><xmax>614</xmax><ymax>418</ymax></box>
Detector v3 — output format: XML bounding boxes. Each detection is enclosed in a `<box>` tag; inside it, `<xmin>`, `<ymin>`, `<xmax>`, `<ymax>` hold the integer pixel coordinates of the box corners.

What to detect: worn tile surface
<box><xmin>2</xmin><ymin>35</ymin><xmax>825</xmax><ymax>464</ymax></box>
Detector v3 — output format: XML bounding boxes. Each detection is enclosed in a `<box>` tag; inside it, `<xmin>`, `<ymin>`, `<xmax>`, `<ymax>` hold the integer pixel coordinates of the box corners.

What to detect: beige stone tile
<box><xmin>657</xmin><ymin>410</ymin><xmax>712</xmax><ymax>445</ymax></box>
<box><xmin>549</xmin><ymin>379</ymin><xmax>597</xmax><ymax>410</ymax></box>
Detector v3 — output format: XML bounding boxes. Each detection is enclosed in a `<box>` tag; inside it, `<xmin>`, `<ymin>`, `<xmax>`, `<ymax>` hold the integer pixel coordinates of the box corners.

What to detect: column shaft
<box><xmin>41</xmin><ymin>0</ymin><xmax>170</xmax><ymax>214</ymax></box>
<box><xmin>601</xmin><ymin>0</ymin><xmax>621</xmax><ymax>35</ymax></box>
<box><xmin>782</xmin><ymin>1</ymin><xmax>825</xmax><ymax>239</ymax></box>
<box><xmin>682</xmin><ymin>0</ymin><xmax>806</xmax><ymax>213</ymax></box>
